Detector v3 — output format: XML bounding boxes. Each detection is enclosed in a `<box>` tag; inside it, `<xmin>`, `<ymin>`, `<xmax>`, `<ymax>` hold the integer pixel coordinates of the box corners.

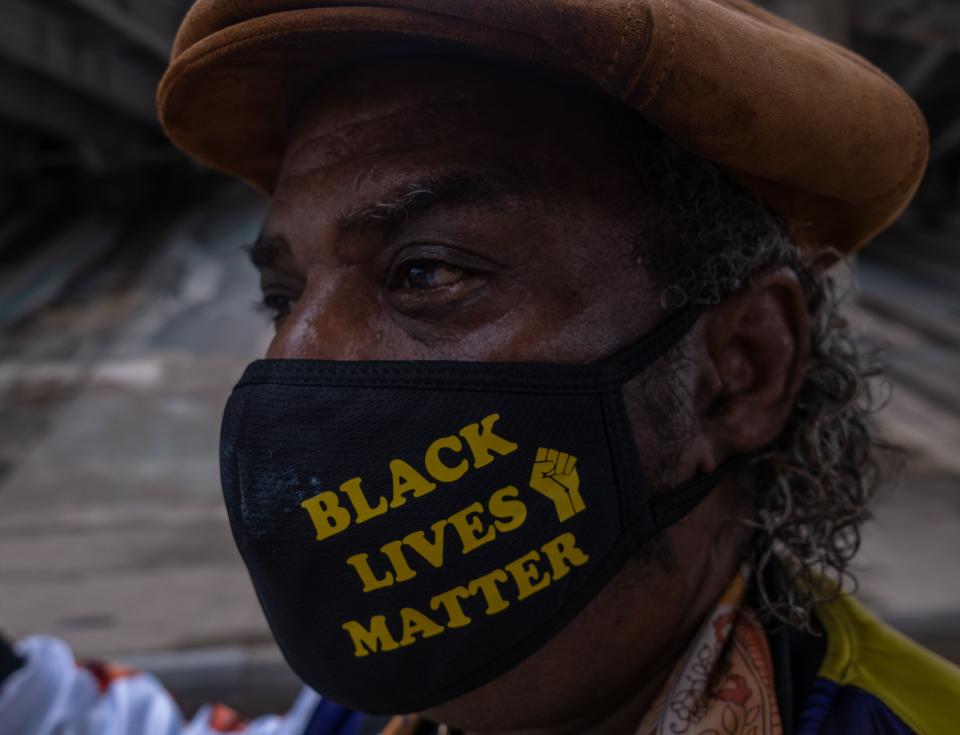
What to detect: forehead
<box><xmin>275</xmin><ymin>57</ymin><xmax>628</xmax><ymax>196</ymax></box>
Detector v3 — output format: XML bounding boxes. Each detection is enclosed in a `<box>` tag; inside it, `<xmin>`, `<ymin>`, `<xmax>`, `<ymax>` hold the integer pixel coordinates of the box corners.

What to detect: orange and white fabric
<box><xmin>636</xmin><ymin>568</ymin><xmax>781</xmax><ymax>735</ymax></box>
<box><xmin>0</xmin><ymin>636</ymin><xmax>320</xmax><ymax>735</ymax></box>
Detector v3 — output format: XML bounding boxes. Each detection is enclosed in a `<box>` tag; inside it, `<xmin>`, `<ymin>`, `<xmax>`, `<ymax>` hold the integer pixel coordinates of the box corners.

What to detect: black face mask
<box><xmin>219</xmin><ymin>305</ymin><xmax>729</xmax><ymax>715</ymax></box>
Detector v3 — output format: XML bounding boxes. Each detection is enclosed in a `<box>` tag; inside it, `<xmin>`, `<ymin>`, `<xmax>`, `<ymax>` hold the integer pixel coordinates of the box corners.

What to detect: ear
<box><xmin>698</xmin><ymin>266</ymin><xmax>811</xmax><ymax>462</ymax></box>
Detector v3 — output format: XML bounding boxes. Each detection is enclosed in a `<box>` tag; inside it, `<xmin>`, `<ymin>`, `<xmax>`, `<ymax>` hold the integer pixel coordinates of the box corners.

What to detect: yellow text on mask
<box><xmin>342</xmin><ymin>531</ymin><xmax>590</xmax><ymax>657</ymax></box>
<box><xmin>345</xmin><ymin>484</ymin><xmax>528</xmax><ymax>593</ymax></box>
<box><xmin>300</xmin><ymin>413</ymin><xmax>518</xmax><ymax>543</ymax></box>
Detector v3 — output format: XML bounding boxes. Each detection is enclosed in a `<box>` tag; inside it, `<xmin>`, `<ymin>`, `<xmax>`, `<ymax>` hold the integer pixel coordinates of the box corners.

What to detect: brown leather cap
<box><xmin>158</xmin><ymin>0</ymin><xmax>929</xmax><ymax>254</ymax></box>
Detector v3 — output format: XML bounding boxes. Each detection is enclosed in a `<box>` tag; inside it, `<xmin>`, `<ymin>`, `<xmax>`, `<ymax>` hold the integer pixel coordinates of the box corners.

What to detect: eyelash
<box><xmin>254</xmin><ymin>294</ymin><xmax>295</xmax><ymax>323</ymax></box>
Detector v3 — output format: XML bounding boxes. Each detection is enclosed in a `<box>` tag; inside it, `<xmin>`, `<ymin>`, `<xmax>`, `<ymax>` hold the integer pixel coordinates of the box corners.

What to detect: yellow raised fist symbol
<box><xmin>529</xmin><ymin>448</ymin><xmax>585</xmax><ymax>522</ymax></box>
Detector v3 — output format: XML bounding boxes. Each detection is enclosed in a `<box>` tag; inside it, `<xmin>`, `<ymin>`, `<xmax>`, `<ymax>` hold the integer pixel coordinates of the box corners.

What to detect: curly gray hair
<box><xmin>619</xmin><ymin>118</ymin><xmax>897</xmax><ymax>627</ymax></box>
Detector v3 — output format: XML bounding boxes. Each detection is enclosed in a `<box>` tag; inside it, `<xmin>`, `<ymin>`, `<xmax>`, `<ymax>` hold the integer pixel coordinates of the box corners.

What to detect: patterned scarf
<box><xmin>382</xmin><ymin>567</ymin><xmax>781</xmax><ymax>735</ymax></box>
<box><xmin>636</xmin><ymin>567</ymin><xmax>782</xmax><ymax>735</ymax></box>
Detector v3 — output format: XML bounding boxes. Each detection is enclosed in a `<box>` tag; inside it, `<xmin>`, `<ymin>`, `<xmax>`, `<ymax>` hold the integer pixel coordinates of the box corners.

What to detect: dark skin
<box><xmin>254</xmin><ymin>58</ymin><xmax>810</xmax><ymax>735</ymax></box>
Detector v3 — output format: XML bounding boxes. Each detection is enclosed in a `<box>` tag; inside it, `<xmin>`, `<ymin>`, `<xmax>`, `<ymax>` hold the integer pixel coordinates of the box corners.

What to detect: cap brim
<box><xmin>158</xmin><ymin>2</ymin><xmax>928</xmax><ymax>254</ymax></box>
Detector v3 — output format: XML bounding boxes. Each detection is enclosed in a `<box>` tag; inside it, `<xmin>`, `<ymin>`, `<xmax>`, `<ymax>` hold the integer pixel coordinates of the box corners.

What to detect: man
<box><xmin>1</xmin><ymin>1</ymin><xmax>959</xmax><ymax>733</ymax></box>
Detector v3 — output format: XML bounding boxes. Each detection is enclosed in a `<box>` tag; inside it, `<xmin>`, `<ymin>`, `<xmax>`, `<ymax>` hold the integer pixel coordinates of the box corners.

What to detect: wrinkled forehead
<box><xmin>278</xmin><ymin>57</ymin><xmax>630</xmax><ymax>185</ymax></box>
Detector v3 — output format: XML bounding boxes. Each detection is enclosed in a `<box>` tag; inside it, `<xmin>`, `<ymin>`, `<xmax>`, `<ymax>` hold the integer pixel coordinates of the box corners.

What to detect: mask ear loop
<box><xmin>600</xmin><ymin>304</ymin><xmax>704</xmax><ymax>378</ymax></box>
<box><xmin>648</xmin><ymin>459</ymin><xmax>744</xmax><ymax>530</ymax></box>
<box><xmin>601</xmin><ymin>304</ymin><xmax>742</xmax><ymax>530</ymax></box>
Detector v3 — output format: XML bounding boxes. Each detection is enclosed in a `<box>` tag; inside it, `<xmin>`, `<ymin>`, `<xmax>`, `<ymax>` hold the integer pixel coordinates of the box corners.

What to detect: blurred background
<box><xmin>0</xmin><ymin>0</ymin><xmax>958</xmax><ymax>718</ymax></box>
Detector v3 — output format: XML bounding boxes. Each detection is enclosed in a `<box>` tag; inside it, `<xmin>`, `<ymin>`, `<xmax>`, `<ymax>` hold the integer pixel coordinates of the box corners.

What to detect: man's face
<box><xmin>256</xmin><ymin>60</ymin><xmax>665</xmax><ymax>366</ymax></box>
<box><xmin>255</xmin><ymin>58</ymin><xmax>757</xmax><ymax>731</ymax></box>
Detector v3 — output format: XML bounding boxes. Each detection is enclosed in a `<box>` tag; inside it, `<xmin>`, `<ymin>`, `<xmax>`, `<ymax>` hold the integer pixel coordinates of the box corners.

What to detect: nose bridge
<box><xmin>266</xmin><ymin>272</ymin><xmax>379</xmax><ymax>360</ymax></box>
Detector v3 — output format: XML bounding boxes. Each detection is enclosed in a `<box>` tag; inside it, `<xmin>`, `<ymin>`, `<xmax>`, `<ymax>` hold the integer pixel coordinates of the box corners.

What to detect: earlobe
<box><xmin>701</xmin><ymin>267</ymin><xmax>811</xmax><ymax>458</ymax></box>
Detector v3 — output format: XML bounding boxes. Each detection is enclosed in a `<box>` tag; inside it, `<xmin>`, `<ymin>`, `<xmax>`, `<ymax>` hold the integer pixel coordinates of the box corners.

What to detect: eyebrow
<box><xmin>336</xmin><ymin>171</ymin><xmax>524</xmax><ymax>233</ymax></box>
<box><xmin>247</xmin><ymin>171</ymin><xmax>526</xmax><ymax>270</ymax></box>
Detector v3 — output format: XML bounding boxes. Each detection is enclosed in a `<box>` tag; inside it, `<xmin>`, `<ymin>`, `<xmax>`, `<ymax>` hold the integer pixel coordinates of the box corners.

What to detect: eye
<box><xmin>256</xmin><ymin>292</ymin><xmax>296</xmax><ymax>323</ymax></box>
<box><xmin>394</xmin><ymin>260</ymin><xmax>467</xmax><ymax>290</ymax></box>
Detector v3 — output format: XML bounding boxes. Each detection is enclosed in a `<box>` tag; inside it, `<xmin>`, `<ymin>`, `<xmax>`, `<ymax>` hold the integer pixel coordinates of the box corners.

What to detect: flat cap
<box><xmin>158</xmin><ymin>0</ymin><xmax>929</xmax><ymax>254</ymax></box>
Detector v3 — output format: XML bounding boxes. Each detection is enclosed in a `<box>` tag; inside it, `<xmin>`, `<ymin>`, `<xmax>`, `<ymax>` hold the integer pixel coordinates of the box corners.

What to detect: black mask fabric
<box><xmin>219</xmin><ymin>305</ymin><xmax>729</xmax><ymax>714</ymax></box>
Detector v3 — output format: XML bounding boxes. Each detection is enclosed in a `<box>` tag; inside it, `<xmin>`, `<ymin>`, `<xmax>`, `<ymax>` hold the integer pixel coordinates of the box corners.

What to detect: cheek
<box><xmin>621</xmin><ymin>357</ymin><xmax>700</xmax><ymax>488</ymax></box>
<box><xmin>265</xmin><ymin>273</ymin><xmax>389</xmax><ymax>360</ymax></box>
<box><xmin>470</xmin><ymin>280</ymin><xmax>653</xmax><ymax>365</ymax></box>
